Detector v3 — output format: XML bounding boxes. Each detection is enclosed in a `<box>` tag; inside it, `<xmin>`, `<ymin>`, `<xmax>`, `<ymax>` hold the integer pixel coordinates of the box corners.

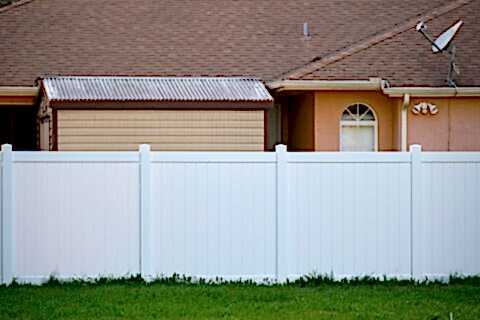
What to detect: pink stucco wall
<box><xmin>314</xmin><ymin>91</ymin><xmax>395</xmax><ymax>151</ymax></box>
<box><xmin>408</xmin><ymin>98</ymin><xmax>480</xmax><ymax>151</ymax></box>
<box><xmin>279</xmin><ymin>92</ymin><xmax>480</xmax><ymax>152</ymax></box>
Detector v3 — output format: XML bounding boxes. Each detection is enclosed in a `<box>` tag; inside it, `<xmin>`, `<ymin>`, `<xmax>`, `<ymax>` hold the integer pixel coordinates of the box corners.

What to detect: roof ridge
<box><xmin>283</xmin><ymin>0</ymin><xmax>473</xmax><ymax>80</ymax></box>
<box><xmin>0</xmin><ymin>0</ymin><xmax>36</xmax><ymax>14</ymax></box>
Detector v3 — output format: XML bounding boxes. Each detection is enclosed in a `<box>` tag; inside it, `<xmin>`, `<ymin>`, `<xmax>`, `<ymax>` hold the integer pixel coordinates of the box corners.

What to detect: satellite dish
<box><xmin>416</xmin><ymin>20</ymin><xmax>464</xmax><ymax>87</ymax></box>
<box><xmin>431</xmin><ymin>20</ymin><xmax>463</xmax><ymax>53</ymax></box>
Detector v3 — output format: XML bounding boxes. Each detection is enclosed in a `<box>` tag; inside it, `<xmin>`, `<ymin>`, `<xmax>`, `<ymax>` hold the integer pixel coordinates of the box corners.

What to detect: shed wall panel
<box><xmin>57</xmin><ymin>110</ymin><xmax>264</xmax><ymax>151</ymax></box>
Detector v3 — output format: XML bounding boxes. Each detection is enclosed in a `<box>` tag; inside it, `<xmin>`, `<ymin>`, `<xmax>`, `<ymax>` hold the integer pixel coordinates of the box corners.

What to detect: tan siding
<box><xmin>58</xmin><ymin>127</ymin><xmax>264</xmax><ymax>136</ymax></box>
<box><xmin>57</xmin><ymin>110</ymin><xmax>264</xmax><ymax>151</ymax></box>
<box><xmin>57</xmin><ymin>110</ymin><xmax>263</xmax><ymax>120</ymax></box>
<box><xmin>58</xmin><ymin>135</ymin><xmax>263</xmax><ymax>144</ymax></box>
<box><xmin>58</xmin><ymin>143</ymin><xmax>263</xmax><ymax>151</ymax></box>
<box><xmin>58</xmin><ymin>120</ymin><xmax>261</xmax><ymax>128</ymax></box>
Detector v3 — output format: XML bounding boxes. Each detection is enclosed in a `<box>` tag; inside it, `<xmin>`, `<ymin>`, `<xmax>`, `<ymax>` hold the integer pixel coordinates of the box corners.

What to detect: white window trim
<box><xmin>339</xmin><ymin>103</ymin><xmax>379</xmax><ymax>152</ymax></box>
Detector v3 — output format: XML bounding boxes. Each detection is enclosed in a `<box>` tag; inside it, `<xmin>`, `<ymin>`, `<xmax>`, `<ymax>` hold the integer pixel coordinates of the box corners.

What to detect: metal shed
<box><xmin>39</xmin><ymin>76</ymin><xmax>273</xmax><ymax>151</ymax></box>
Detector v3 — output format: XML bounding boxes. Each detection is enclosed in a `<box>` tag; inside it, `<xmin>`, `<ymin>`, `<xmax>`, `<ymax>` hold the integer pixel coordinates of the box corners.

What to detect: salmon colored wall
<box><xmin>407</xmin><ymin>98</ymin><xmax>449</xmax><ymax>151</ymax></box>
<box><xmin>391</xmin><ymin>99</ymin><xmax>402</xmax><ymax>151</ymax></box>
<box><xmin>450</xmin><ymin>99</ymin><xmax>480</xmax><ymax>150</ymax></box>
<box><xmin>287</xmin><ymin>94</ymin><xmax>315</xmax><ymax>151</ymax></box>
<box><xmin>314</xmin><ymin>91</ymin><xmax>395</xmax><ymax>151</ymax></box>
<box><xmin>278</xmin><ymin>92</ymin><xmax>479</xmax><ymax>152</ymax></box>
<box><xmin>408</xmin><ymin>98</ymin><xmax>480</xmax><ymax>151</ymax></box>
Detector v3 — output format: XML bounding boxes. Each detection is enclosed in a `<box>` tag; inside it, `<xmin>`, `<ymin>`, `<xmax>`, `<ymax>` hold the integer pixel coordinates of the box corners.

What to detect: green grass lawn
<box><xmin>0</xmin><ymin>277</ymin><xmax>479</xmax><ymax>319</ymax></box>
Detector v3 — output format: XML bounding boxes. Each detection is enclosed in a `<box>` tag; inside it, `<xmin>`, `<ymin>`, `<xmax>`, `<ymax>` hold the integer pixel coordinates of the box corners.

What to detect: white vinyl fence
<box><xmin>0</xmin><ymin>144</ymin><xmax>479</xmax><ymax>284</ymax></box>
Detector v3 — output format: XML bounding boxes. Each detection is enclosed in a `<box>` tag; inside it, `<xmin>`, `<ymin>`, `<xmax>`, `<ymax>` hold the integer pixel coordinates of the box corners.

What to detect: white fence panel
<box><xmin>13</xmin><ymin>152</ymin><xmax>140</xmax><ymax>282</ymax></box>
<box><xmin>285</xmin><ymin>153</ymin><xmax>412</xmax><ymax>279</ymax></box>
<box><xmin>414</xmin><ymin>153</ymin><xmax>480</xmax><ymax>278</ymax></box>
<box><xmin>150</xmin><ymin>153</ymin><xmax>277</xmax><ymax>280</ymax></box>
<box><xmin>0</xmin><ymin>151</ymin><xmax>3</xmax><ymax>283</ymax></box>
<box><xmin>1</xmin><ymin>144</ymin><xmax>479</xmax><ymax>285</ymax></box>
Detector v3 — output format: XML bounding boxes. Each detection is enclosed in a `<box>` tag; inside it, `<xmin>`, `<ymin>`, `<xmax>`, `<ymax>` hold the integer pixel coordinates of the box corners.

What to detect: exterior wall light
<box><xmin>412</xmin><ymin>102</ymin><xmax>438</xmax><ymax>115</ymax></box>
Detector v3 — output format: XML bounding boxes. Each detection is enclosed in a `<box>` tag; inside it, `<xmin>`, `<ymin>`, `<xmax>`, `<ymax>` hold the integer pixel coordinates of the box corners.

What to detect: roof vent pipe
<box><xmin>303</xmin><ymin>22</ymin><xmax>311</xmax><ymax>40</ymax></box>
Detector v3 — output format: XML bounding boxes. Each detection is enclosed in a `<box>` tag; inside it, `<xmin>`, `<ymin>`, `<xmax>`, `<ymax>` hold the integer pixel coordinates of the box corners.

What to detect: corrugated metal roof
<box><xmin>41</xmin><ymin>76</ymin><xmax>273</xmax><ymax>102</ymax></box>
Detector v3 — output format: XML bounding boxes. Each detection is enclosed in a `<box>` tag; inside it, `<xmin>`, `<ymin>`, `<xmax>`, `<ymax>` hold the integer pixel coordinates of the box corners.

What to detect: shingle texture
<box><xmin>0</xmin><ymin>0</ymin><xmax>454</xmax><ymax>86</ymax></box>
<box><xmin>293</xmin><ymin>0</ymin><xmax>480</xmax><ymax>87</ymax></box>
<box><xmin>42</xmin><ymin>76</ymin><xmax>273</xmax><ymax>102</ymax></box>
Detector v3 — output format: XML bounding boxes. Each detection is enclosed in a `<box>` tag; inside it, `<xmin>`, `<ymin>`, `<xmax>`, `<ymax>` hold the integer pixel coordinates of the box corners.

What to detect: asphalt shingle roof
<box><xmin>0</xmin><ymin>0</ymin><xmax>477</xmax><ymax>87</ymax></box>
<box><xmin>291</xmin><ymin>0</ymin><xmax>480</xmax><ymax>87</ymax></box>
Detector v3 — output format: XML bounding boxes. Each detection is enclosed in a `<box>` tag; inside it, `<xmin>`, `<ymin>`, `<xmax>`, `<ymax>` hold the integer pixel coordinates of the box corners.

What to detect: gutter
<box><xmin>268</xmin><ymin>78</ymin><xmax>480</xmax><ymax>97</ymax></box>
<box><xmin>401</xmin><ymin>94</ymin><xmax>410</xmax><ymax>152</ymax></box>
<box><xmin>267</xmin><ymin>78</ymin><xmax>383</xmax><ymax>92</ymax></box>
<box><xmin>383</xmin><ymin>87</ymin><xmax>480</xmax><ymax>97</ymax></box>
<box><xmin>0</xmin><ymin>86</ymin><xmax>39</xmax><ymax>106</ymax></box>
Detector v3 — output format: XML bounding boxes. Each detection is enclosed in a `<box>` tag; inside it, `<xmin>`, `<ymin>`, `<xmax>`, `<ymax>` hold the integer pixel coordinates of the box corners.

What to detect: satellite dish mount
<box><xmin>416</xmin><ymin>20</ymin><xmax>463</xmax><ymax>87</ymax></box>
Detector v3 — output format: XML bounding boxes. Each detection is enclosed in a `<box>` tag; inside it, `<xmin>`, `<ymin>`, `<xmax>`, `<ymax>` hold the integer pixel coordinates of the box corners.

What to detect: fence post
<box><xmin>1</xmin><ymin>144</ymin><xmax>14</xmax><ymax>285</ymax></box>
<box><xmin>410</xmin><ymin>144</ymin><xmax>422</xmax><ymax>279</ymax></box>
<box><xmin>139</xmin><ymin>144</ymin><xmax>152</xmax><ymax>280</ymax></box>
<box><xmin>275</xmin><ymin>144</ymin><xmax>288</xmax><ymax>282</ymax></box>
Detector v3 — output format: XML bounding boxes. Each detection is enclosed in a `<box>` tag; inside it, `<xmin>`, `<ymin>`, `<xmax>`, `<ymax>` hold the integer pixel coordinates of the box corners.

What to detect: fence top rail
<box><xmin>421</xmin><ymin>152</ymin><xmax>480</xmax><ymax>163</ymax></box>
<box><xmin>4</xmin><ymin>148</ymin><xmax>480</xmax><ymax>164</ymax></box>
<box><xmin>287</xmin><ymin>152</ymin><xmax>411</xmax><ymax>163</ymax></box>
<box><xmin>151</xmin><ymin>151</ymin><xmax>276</xmax><ymax>163</ymax></box>
<box><xmin>12</xmin><ymin>151</ymin><xmax>139</xmax><ymax>163</ymax></box>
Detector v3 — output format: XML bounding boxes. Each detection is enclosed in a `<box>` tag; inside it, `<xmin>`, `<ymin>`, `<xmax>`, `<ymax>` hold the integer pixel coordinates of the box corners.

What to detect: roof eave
<box><xmin>267</xmin><ymin>79</ymin><xmax>480</xmax><ymax>97</ymax></box>
<box><xmin>48</xmin><ymin>99</ymin><xmax>273</xmax><ymax>109</ymax></box>
<box><xmin>0</xmin><ymin>86</ymin><xmax>39</xmax><ymax>106</ymax></box>
<box><xmin>267</xmin><ymin>78</ymin><xmax>384</xmax><ymax>92</ymax></box>
<box><xmin>383</xmin><ymin>87</ymin><xmax>480</xmax><ymax>97</ymax></box>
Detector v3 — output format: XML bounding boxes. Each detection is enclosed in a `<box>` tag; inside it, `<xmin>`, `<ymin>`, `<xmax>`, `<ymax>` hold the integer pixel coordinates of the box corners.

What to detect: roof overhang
<box><xmin>267</xmin><ymin>78</ymin><xmax>383</xmax><ymax>92</ymax></box>
<box><xmin>268</xmin><ymin>78</ymin><xmax>480</xmax><ymax>98</ymax></box>
<box><xmin>41</xmin><ymin>76</ymin><xmax>273</xmax><ymax>109</ymax></box>
<box><xmin>383</xmin><ymin>87</ymin><xmax>480</xmax><ymax>97</ymax></box>
<box><xmin>0</xmin><ymin>86</ymin><xmax>39</xmax><ymax>106</ymax></box>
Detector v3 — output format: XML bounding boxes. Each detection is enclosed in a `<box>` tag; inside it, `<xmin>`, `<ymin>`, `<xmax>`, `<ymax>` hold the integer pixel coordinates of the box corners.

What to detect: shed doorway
<box><xmin>0</xmin><ymin>107</ymin><xmax>37</xmax><ymax>150</ymax></box>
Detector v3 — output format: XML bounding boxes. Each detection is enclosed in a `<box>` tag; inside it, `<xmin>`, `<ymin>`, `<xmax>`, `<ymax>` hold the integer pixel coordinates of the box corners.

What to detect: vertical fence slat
<box><xmin>276</xmin><ymin>144</ymin><xmax>287</xmax><ymax>281</ymax></box>
<box><xmin>1</xmin><ymin>144</ymin><xmax>14</xmax><ymax>285</ymax></box>
<box><xmin>140</xmin><ymin>144</ymin><xmax>151</xmax><ymax>279</ymax></box>
<box><xmin>410</xmin><ymin>144</ymin><xmax>422</xmax><ymax>279</ymax></box>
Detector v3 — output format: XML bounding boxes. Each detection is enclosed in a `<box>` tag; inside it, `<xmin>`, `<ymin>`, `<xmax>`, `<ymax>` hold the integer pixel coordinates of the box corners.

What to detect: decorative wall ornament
<box><xmin>412</xmin><ymin>102</ymin><xmax>438</xmax><ymax>115</ymax></box>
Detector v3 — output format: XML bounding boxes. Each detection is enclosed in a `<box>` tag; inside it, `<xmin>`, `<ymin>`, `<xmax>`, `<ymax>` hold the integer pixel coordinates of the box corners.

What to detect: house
<box><xmin>1</xmin><ymin>0</ymin><xmax>479</xmax><ymax>151</ymax></box>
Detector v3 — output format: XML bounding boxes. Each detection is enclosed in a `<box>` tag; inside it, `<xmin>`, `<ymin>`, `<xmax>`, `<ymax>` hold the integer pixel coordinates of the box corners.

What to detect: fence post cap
<box><xmin>409</xmin><ymin>144</ymin><xmax>422</xmax><ymax>152</ymax></box>
<box><xmin>275</xmin><ymin>144</ymin><xmax>287</xmax><ymax>152</ymax></box>
<box><xmin>139</xmin><ymin>144</ymin><xmax>151</xmax><ymax>152</ymax></box>
<box><xmin>1</xmin><ymin>144</ymin><xmax>12</xmax><ymax>152</ymax></box>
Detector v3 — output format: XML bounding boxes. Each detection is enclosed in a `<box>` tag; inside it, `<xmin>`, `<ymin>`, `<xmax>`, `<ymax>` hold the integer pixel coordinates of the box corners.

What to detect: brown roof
<box><xmin>288</xmin><ymin>0</ymin><xmax>480</xmax><ymax>87</ymax></box>
<box><xmin>0</xmin><ymin>0</ymin><xmax>476</xmax><ymax>87</ymax></box>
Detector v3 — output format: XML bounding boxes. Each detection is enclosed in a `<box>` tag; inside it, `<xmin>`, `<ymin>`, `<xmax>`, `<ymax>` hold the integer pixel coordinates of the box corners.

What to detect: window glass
<box><xmin>340</xmin><ymin>103</ymin><xmax>377</xmax><ymax>151</ymax></box>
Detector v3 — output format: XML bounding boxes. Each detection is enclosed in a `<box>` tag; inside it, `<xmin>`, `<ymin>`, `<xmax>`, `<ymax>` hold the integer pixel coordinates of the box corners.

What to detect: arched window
<box><xmin>340</xmin><ymin>103</ymin><xmax>378</xmax><ymax>151</ymax></box>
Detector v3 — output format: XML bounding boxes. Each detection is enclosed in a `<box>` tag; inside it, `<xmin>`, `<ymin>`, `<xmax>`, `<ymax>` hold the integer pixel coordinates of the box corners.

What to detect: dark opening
<box><xmin>0</xmin><ymin>107</ymin><xmax>37</xmax><ymax>150</ymax></box>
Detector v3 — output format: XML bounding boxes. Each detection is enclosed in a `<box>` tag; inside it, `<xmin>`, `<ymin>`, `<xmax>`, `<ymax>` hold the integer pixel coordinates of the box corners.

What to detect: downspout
<box><xmin>401</xmin><ymin>94</ymin><xmax>410</xmax><ymax>151</ymax></box>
